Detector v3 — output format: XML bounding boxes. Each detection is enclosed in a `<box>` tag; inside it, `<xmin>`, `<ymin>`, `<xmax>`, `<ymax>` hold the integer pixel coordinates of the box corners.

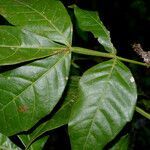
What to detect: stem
<box><xmin>72</xmin><ymin>47</ymin><xmax>149</xmax><ymax>67</ymax></box>
<box><xmin>135</xmin><ymin>106</ymin><xmax>150</xmax><ymax>120</ymax></box>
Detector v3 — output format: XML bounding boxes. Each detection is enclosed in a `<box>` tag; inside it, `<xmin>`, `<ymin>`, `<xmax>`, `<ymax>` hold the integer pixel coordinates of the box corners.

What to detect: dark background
<box><xmin>0</xmin><ymin>0</ymin><xmax>150</xmax><ymax>149</ymax></box>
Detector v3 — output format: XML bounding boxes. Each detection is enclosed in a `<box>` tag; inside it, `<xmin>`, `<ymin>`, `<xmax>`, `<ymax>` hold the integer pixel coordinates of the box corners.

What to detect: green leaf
<box><xmin>0</xmin><ymin>51</ymin><xmax>71</xmax><ymax>136</ymax></box>
<box><xmin>69</xmin><ymin>59</ymin><xmax>137</xmax><ymax>150</ymax></box>
<box><xmin>0</xmin><ymin>133</ymin><xmax>20</xmax><ymax>150</ymax></box>
<box><xmin>0</xmin><ymin>0</ymin><xmax>72</xmax><ymax>65</ymax></box>
<box><xmin>19</xmin><ymin>135</ymin><xmax>48</xmax><ymax>150</ymax></box>
<box><xmin>110</xmin><ymin>134</ymin><xmax>130</xmax><ymax>150</ymax></box>
<box><xmin>0</xmin><ymin>26</ymin><xmax>67</xmax><ymax>66</ymax></box>
<box><xmin>74</xmin><ymin>6</ymin><xmax>116</xmax><ymax>53</ymax></box>
<box><xmin>20</xmin><ymin>76</ymin><xmax>79</xmax><ymax>149</ymax></box>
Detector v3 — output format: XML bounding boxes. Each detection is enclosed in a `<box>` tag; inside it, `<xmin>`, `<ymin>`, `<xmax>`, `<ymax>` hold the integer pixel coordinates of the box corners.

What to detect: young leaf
<box><xmin>69</xmin><ymin>59</ymin><xmax>137</xmax><ymax>150</ymax></box>
<box><xmin>0</xmin><ymin>0</ymin><xmax>72</xmax><ymax>65</ymax></box>
<box><xmin>109</xmin><ymin>134</ymin><xmax>130</xmax><ymax>150</ymax></box>
<box><xmin>0</xmin><ymin>133</ymin><xmax>20</xmax><ymax>150</ymax></box>
<box><xmin>0</xmin><ymin>52</ymin><xmax>71</xmax><ymax>136</ymax></box>
<box><xmin>74</xmin><ymin>6</ymin><xmax>116</xmax><ymax>53</ymax></box>
<box><xmin>20</xmin><ymin>76</ymin><xmax>79</xmax><ymax>149</ymax></box>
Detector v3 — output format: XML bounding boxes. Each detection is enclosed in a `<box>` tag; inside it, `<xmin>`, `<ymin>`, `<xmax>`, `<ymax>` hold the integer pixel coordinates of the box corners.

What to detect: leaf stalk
<box><xmin>135</xmin><ymin>106</ymin><xmax>150</xmax><ymax>120</ymax></box>
<box><xmin>72</xmin><ymin>47</ymin><xmax>149</xmax><ymax>67</ymax></box>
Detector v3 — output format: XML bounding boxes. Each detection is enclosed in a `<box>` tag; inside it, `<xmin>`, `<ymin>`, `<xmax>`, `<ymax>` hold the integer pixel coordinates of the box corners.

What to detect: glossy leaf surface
<box><xmin>0</xmin><ymin>133</ymin><xmax>20</xmax><ymax>150</ymax></box>
<box><xmin>69</xmin><ymin>59</ymin><xmax>137</xmax><ymax>150</ymax></box>
<box><xmin>0</xmin><ymin>26</ymin><xmax>67</xmax><ymax>66</ymax></box>
<box><xmin>0</xmin><ymin>52</ymin><xmax>71</xmax><ymax>136</ymax></box>
<box><xmin>74</xmin><ymin>6</ymin><xmax>116</xmax><ymax>53</ymax></box>
<box><xmin>21</xmin><ymin>76</ymin><xmax>79</xmax><ymax>149</ymax></box>
<box><xmin>0</xmin><ymin>0</ymin><xmax>72</xmax><ymax>65</ymax></box>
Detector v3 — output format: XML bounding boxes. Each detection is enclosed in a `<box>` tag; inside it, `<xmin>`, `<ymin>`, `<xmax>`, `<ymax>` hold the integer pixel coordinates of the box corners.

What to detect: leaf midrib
<box><xmin>0</xmin><ymin>45</ymin><xmax>66</xmax><ymax>49</ymax></box>
<box><xmin>0</xmin><ymin>27</ymin><xmax>67</xmax><ymax>63</ymax></box>
<box><xmin>0</xmin><ymin>46</ymin><xmax>66</xmax><ymax>66</ymax></box>
<box><xmin>82</xmin><ymin>58</ymin><xmax>117</xmax><ymax>149</ymax></box>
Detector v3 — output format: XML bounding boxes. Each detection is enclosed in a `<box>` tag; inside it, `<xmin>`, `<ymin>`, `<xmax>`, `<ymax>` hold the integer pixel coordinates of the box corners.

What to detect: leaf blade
<box><xmin>74</xmin><ymin>6</ymin><xmax>116</xmax><ymax>53</ymax></box>
<box><xmin>22</xmin><ymin>76</ymin><xmax>79</xmax><ymax>149</ymax></box>
<box><xmin>110</xmin><ymin>134</ymin><xmax>130</xmax><ymax>150</ymax></box>
<box><xmin>0</xmin><ymin>133</ymin><xmax>21</xmax><ymax>150</ymax></box>
<box><xmin>0</xmin><ymin>26</ymin><xmax>67</xmax><ymax>66</ymax></box>
<box><xmin>19</xmin><ymin>135</ymin><xmax>48</xmax><ymax>150</ymax></box>
<box><xmin>0</xmin><ymin>51</ymin><xmax>71</xmax><ymax>136</ymax></box>
<box><xmin>0</xmin><ymin>0</ymin><xmax>72</xmax><ymax>65</ymax></box>
<box><xmin>69</xmin><ymin>59</ymin><xmax>137</xmax><ymax>150</ymax></box>
<box><xmin>0</xmin><ymin>0</ymin><xmax>72</xmax><ymax>46</ymax></box>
